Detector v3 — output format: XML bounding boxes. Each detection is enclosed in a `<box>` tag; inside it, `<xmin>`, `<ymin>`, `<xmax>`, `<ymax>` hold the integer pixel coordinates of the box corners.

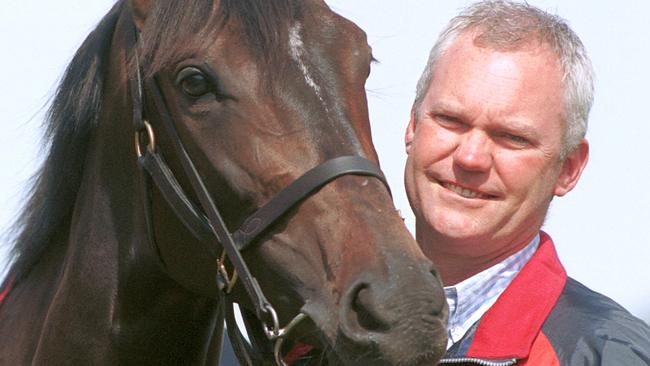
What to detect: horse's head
<box><xmin>126</xmin><ymin>0</ymin><xmax>447</xmax><ymax>364</ymax></box>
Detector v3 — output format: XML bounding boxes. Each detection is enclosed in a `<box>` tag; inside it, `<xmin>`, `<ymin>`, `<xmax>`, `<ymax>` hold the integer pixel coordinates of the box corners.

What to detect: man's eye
<box><xmin>500</xmin><ymin>133</ymin><xmax>531</xmax><ymax>147</ymax></box>
<box><xmin>507</xmin><ymin>134</ymin><xmax>527</xmax><ymax>143</ymax></box>
<box><xmin>435</xmin><ymin>114</ymin><xmax>465</xmax><ymax>129</ymax></box>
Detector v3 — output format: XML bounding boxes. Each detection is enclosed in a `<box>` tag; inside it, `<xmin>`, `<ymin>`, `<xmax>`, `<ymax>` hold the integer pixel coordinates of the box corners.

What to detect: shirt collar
<box><xmin>444</xmin><ymin>234</ymin><xmax>540</xmax><ymax>349</ymax></box>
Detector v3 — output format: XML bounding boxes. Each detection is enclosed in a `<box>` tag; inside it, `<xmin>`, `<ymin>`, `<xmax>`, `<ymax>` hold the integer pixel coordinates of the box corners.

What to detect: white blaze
<box><xmin>287</xmin><ymin>22</ymin><xmax>362</xmax><ymax>151</ymax></box>
<box><xmin>289</xmin><ymin>23</ymin><xmax>327</xmax><ymax>108</ymax></box>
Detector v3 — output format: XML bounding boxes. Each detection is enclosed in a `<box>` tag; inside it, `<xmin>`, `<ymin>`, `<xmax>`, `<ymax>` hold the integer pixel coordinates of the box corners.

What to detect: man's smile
<box><xmin>440</xmin><ymin>181</ymin><xmax>496</xmax><ymax>199</ymax></box>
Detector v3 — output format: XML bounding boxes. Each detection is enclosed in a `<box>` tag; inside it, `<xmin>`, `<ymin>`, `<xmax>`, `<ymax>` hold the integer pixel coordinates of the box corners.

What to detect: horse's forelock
<box><xmin>221</xmin><ymin>0</ymin><xmax>304</xmax><ymax>66</ymax></box>
<box><xmin>137</xmin><ymin>0</ymin><xmax>304</xmax><ymax>78</ymax></box>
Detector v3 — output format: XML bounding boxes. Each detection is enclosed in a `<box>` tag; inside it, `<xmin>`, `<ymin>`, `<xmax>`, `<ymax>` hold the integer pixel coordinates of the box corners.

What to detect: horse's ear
<box><xmin>128</xmin><ymin>0</ymin><xmax>153</xmax><ymax>31</ymax></box>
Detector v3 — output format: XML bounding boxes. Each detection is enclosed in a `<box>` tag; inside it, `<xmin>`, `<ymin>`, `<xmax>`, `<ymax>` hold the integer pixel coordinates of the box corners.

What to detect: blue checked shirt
<box><xmin>444</xmin><ymin>234</ymin><xmax>540</xmax><ymax>349</ymax></box>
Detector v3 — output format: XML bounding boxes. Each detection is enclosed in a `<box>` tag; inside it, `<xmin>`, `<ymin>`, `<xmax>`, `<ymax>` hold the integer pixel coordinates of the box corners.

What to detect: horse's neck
<box><xmin>59</xmin><ymin>120</ymin><xmax>221</xmax><ymax>364</ymax></box>
<box><xmin>0</xmin><ymin>220</ymin><xmax>76</xmax><ymax>365</ymax></box>
<box><xmin>0</xmin><ymin>145</ymin><xmax>128</xmax><ymax>364</ymax></box>
<box><xmin>0</xmin><ymin>115</ymin><xmax>220</xmax><ymax>366</ymax></box>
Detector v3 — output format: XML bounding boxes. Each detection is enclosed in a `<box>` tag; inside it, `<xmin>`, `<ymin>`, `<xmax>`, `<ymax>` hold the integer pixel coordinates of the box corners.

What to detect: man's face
<box><xmin>404</xmin><ymin>34</ymin><xmax>588</xmax><ymax>258</ymax></box>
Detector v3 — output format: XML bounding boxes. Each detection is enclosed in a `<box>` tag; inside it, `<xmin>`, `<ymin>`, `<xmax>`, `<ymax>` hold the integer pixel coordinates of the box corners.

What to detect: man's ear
<box><xmin>405</xmin><ymin>104</ymin><xmax>417</xmax><ymax>155</ymax></box>
<box><xmin>128</xmin><ymin>0</ymin><xmax>153</xmax><ymax>31</ymax></box>
<box><xmin>554</xmin><ymin>139</ymin><xmax>589</xmax><ymax>197</ymax></box>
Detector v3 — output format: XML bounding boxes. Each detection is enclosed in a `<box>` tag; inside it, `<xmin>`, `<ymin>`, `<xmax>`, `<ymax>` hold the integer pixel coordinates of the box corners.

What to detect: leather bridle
<box><xmin>126</xmin><ymin>8</ymin><xmax>390</xmax><ymax>365</ymax></box>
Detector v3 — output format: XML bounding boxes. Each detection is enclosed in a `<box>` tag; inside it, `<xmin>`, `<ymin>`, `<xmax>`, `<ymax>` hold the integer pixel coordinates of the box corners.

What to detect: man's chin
<box><xmin>425</xmin><ymin>214</ymin><xmax>492</xmax><ymax>242</ymax></box>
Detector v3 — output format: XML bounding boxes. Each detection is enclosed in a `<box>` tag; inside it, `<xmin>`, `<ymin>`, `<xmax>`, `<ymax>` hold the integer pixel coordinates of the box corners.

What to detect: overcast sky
<box><xmin>1</xmin><ymin>1</ymin><xmax>648</xmax><ymax>323</ymax></box>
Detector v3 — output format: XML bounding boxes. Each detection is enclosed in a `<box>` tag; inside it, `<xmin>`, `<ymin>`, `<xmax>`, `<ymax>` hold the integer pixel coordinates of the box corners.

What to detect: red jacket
<box><xmin>439</xmin><ymin>232</ymin><xmax>650</xmax><ymax>365</ymax></box>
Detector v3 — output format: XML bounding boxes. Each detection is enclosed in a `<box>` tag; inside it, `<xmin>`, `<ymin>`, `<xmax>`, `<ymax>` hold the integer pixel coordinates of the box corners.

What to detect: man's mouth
<box><xmin>441</xmin><ymin>182</ymin><xmax>494</xmax><ymax>199</ymax></box>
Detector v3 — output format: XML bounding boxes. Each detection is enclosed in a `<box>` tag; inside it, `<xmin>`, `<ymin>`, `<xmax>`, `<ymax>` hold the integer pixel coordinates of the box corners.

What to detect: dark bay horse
<box><xmin>0</xmin><ymin>1</ymin><xmax>447</xmax><ymax>365</ymax></box>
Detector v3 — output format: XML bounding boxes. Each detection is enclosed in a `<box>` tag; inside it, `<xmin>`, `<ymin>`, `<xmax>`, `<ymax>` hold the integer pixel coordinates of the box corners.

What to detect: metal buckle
<box><xmin>134</xmin><ymin>120</ymin><xmax>156</xmax><ymax>157</ymax></box>
<box><xmin>216</xmin><ymin>251</ymin><xmax>238</xmax><ymax>294</ymax></box>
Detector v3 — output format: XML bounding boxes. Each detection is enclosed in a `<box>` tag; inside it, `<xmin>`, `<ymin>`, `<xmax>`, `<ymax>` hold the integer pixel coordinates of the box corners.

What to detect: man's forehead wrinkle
<box><xmin>425</xmin><ymin>86</ymin><xmax>552</xmax><ymax>144</ymax></box>
<box><xmin>484</xmin><ymin>56</ymin><xmax>521</xmax><ymax>82</ymax></box>
<box><xmin>430</xmin><ymin>80</ymin><xmax>518</xmax><ymax>121</ymax></box>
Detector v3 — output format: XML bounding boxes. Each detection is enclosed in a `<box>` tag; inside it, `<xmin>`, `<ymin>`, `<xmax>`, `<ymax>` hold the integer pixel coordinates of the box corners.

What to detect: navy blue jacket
<box><xmin>439</xmin><ymin>232</ymin><xmax>650</xmax><ymax>365</ymax></box>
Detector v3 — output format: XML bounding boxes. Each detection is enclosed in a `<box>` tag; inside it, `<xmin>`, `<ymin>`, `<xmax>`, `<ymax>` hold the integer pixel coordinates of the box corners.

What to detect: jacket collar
<box><xmin>445</xmin><ymin>232</ymin><xmax>567</xmax><ymax>360</ymax></box>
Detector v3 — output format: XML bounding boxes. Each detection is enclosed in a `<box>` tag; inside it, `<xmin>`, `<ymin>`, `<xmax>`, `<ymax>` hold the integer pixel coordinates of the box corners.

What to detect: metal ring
<box><xmin>260</xmin><ymin>305</ymin><xmax>310</xmax><ymax>365</ymax></box>
<box><xmin>274</xmin><ymin>337</ymin><xmax>290</xmax><ymax>366</ymax></box>
<box><xmin>272</xmin><ymin>312</ymin><xmax>309</xmax><ymax>366</ymax></box>
<box><xmin>134</xmin><ymin>120</ymin><xmax>156</xmax><ymax>157</ymax></box>
<box><xmin>263</xmin><ymin>304</ymin><xmax>282</xmax><ymax>340</ymax></box>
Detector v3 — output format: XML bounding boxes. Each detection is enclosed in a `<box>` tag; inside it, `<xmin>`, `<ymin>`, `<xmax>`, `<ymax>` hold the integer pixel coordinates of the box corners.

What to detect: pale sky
<box><xmin>1</xmin><ymin>1</ymin><xmax>648</xmax><ymax>323</ymax></box>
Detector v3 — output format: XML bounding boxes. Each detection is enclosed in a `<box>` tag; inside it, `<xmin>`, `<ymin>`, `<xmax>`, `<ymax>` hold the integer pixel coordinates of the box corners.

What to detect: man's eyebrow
<box><xmin>491</xmin><ymin>118</ymin><xmax>539</xmax><ymax>137</ymax></box>
<box><xmin>427</xmin><ymin>100</ymin><xmax>466</xmax><ymax>115</ymax></box>
<box><xmin>425</xmin><ymin>102</ymin><xmax>542</xmax><ymax>138</ymax></box>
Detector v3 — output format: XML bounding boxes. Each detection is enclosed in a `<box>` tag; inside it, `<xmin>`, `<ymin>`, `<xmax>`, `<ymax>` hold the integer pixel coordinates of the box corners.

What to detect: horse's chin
<box><xmin>331</xmin><ymin>325</ymin><xmax>447</xmax><ymax>366</ymax></box>
<box><xmin>296</xmin><ymin>338</ymin><xmax>446</xmax><ymax>366</ymax></box>
<box><xmin>292</xmin><ymin>309</ymin><xmax>447</xmax><ymax>366</ymax></box>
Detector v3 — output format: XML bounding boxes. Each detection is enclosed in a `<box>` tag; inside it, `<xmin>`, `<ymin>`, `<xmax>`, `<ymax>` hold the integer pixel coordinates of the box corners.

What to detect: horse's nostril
<box><xmin>429</xmin><ymin>269</ymin><xmax>443</xmax><ymax>289</ymax></box>
<box><xmin>337</xmin><ymin>266</ymin><xmax>448</xmax><ymax>364</ymax></box>
<box><xmin>350</xmin><ymin>284</ymin><xmax>390</xmax><ymax>332</ymax></box>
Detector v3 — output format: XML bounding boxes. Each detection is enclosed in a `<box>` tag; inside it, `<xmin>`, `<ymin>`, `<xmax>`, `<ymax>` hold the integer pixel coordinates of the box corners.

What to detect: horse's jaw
<box><xmin>250</xmin><ymin>194</ymin><xmax>448</xmax><ymax>366</ymax></box>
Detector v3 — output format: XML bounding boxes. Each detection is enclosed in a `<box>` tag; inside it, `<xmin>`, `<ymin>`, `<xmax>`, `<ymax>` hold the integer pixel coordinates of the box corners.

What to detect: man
<box><xmin>404</xmin><ymin>0</ymin><xmax>650</xmax><ymax>364</ymax></box>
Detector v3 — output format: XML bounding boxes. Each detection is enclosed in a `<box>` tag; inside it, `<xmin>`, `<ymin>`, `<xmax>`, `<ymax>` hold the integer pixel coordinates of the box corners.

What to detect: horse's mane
<box><xmin>2</xmin><ymin>2</ymin><xmax>124</xmax><ymax>283</ymax></box>
<box><xmin>2</xmin><ymin>0</ymin><xmax>305</xmax><ymax>286</ymax></box>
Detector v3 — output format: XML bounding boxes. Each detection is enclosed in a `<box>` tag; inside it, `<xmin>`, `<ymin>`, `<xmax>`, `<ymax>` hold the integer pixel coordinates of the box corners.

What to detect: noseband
<box><xmin>126</xmin><ymin>10</ymin><xmax>390</xmax><ymax>366</ymax></box>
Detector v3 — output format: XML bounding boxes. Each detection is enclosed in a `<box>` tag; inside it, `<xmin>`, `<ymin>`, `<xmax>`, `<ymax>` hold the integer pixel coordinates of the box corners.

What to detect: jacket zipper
<box><xmin>438</xmin><ymin>357</ymin><xmax>518</xmax><ymax>366</ymax></box>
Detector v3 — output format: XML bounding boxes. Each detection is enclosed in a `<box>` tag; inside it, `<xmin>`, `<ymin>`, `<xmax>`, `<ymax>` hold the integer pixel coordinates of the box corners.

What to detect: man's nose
<box><xmin>453</xmin><ymin>130</ymin><xmax>493</xmax><ymax>172</ymax></box>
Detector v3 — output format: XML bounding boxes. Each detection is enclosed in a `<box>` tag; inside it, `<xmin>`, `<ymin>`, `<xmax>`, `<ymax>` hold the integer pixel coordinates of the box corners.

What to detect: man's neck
<box><xmin>416</xmin><ymin>224</ymin><xmax>538</xmax><ymax>286</ymax></box>
<box><xmin>434</xmin><ymin>254</ymin><xmax>498</xmax><ymax>286</ymax></box>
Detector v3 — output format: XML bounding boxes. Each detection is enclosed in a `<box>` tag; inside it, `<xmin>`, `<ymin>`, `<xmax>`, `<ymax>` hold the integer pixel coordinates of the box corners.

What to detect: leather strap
<box><xmin>225</xmin><ymin>303</ymin><xmax>258</xmax><ymax>366</ymax></box>
<box><xmin>139</xmin><ymin>150</ymin><xmax>389</xmax><ymax>253</ymax></box>
<box><xmin>232</xmin><ymin>155</ymin><xmax>388</xmax><ymax>251</ymax></box>
<box><xmin>138</xmin><ymin>151</ymin><xmax>215</xmax><ymax>249</ymax></box>
<box><xmin>145</xmin><ymin>76</ymin><xmax>273</xmax><ymax>320</ymax></box>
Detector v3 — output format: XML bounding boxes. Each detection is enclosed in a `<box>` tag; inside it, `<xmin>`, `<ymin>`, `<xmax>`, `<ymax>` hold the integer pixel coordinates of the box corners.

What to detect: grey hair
<box><xmin>414</xmin><ymin>0</ymin><xmax>594</xmax><ymax>157</ymax></box>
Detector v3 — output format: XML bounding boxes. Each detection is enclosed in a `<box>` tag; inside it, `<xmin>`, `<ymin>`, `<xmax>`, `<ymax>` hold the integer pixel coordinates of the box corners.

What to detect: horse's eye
<box><xmin>176</xmin><ymin>67</ymin><xmax>213</xmax><ymax>98</ymax></box>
